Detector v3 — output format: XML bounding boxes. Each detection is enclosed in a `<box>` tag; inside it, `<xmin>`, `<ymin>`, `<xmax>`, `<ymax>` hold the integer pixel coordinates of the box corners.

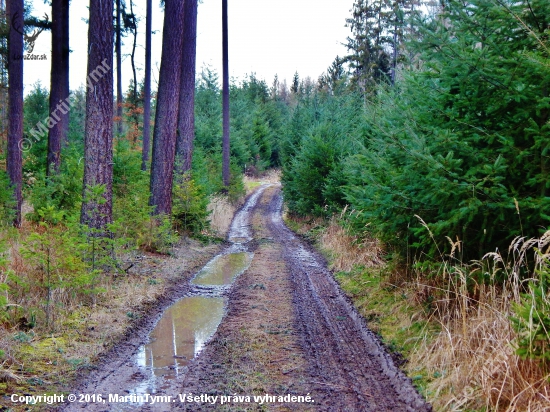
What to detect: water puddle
<box><xmin>192</xmin><ymin>252</ymin><xmax>254</xmax><ymax>285</ymax></box>
<box><xmin>136</xmin><ymin>296</ymin><xmax>224</xmax><ymax>379</ymax></box>
<box><xmin>126</xmin><ymin>185</ymin><xmax>270</xmax><ymax>399</ymax></box>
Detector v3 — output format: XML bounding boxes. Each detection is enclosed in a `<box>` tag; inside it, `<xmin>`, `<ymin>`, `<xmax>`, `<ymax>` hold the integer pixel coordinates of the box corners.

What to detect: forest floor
<box><xmin>53</xmin><ymin>184</ymin><xmax>430</xmax><ymax>412</ymax></box>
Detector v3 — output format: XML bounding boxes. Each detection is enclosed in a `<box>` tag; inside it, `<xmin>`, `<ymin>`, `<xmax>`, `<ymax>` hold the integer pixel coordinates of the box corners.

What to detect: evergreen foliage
<box><xmin>345</xmin><ymin>0</ymin><xmax>418</xmax><ymax>91</ymax></box>
<box><xmin>0</xmin><ymin>171</ymin><xmax>16</xmax><ymax>225</ymax></box>
<box><xmin>281</xmin><ymin>85</ymin><xmax>362</xmax><ymax>217</ymax></box>
<box><xmin>172</xmin><ymin>174</ymin><xmax>210</xmax><ymax>235</ymax></box>
<box><xmin>345</xmin><ymin>0</ymin><xmax>550</xmax><ymax>259</ymax></box>
<box><xmin>23</xmin><ymin>84</ymin><xmax>49</xmax><ymax>175</ymax></box>
<box><xmin>285</xmin><ymin>0</ymin><xmax>550</xmax><ymax>262</ymax></box>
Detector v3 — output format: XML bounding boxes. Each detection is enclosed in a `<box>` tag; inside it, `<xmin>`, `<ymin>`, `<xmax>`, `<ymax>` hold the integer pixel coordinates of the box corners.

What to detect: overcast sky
<box><xmin>24</xmin><ymin>0</ymin><xmax>354</xmax><ymax>93</ymax></box>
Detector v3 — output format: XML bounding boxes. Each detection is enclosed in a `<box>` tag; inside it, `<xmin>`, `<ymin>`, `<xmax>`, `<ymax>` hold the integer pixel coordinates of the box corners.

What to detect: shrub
<box><xmin>27</xmin><ymin>148</ymin><xmax>84</xmax><ymax>221</ymax></box>
<box><xmin>0</xmin><ymin>171</ymin><xmax>16</xmax><ymax>226</ymax></box>
<box><xmin>172</xmin><ymin>174</ymin><xmax>210</xmax><ymax>236</ymax></box>
<box><xmin>19</xmin><ymin>208</ymin><xmax>100</xmax><ymax>327</ymax></box>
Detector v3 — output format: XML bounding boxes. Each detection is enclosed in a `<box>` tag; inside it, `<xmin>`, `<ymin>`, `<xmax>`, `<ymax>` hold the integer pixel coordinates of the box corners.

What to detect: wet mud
<box><xmin>61</xmin><ymin>185</ymin><xmax>431</xmax><ymax>412</ymax></box>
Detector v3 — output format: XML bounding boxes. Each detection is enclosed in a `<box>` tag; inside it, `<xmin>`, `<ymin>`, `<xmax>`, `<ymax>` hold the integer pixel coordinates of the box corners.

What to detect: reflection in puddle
<box><xmin>192</xmin><ymin>252</ymin><xmax>253</xmax><ymax>285</ymax></box>
<box><xmin>137</xmin><ymin>296</ymin><xmax>224</xmax><ymax>380</ymax></box>
<box><xmin>125</xmin><ymin>188</ymin><xmax>266</xmax><ymax>404</ymax></box>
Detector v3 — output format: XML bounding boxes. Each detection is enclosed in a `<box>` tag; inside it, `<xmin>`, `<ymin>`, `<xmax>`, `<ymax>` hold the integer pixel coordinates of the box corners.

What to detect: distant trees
<box><xmin>3</xmin><ymin>0</ymin><xmax>290</xmax><ymax>231</ymax></box>
<box><xmin>80</xmin><ymin>0</ymin><xmax>114</xmax><ymax>230</ymax></box>
<box><xmin>345</xmin><ymin>0</ymin><xmax>417</xmax><ymax>91</ymax></box>
<box><xmin>7</xmin><ymin>0</ymin><xmax>24</xmax><ymax>226</ymax></box>
<box><xmin>284</xmin><ymin>0</ymin><xmax>550</xmax><ymax>261</ymax></box>
<box><xmin>318</xmin><ymin>56</ymin><xmax>347</xmax><ymax>94</ymax></box>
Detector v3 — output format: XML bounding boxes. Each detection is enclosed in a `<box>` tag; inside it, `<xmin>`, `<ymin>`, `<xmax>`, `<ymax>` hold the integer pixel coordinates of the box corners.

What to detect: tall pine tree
<box><xmin>80</xmin><ymin>0</ymin><xmax>114</xmax><ymax>230</ymax></box>
<box><xmin>7</xmin><ymin>0</ymin><xmax>23</xmax><ymax>226</ymax></box>
<box><xmin>149</xmin><ymin>0</ymin><xmax>185</xmax><ymax>215</ymax></box>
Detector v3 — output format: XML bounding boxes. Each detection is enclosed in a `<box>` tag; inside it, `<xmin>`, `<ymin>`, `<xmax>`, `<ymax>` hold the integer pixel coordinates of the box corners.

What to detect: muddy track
<box><xmin>60</xmin><ymin>185</ymin><xmax>430</xmax><ymax>411</ymax></box>
<box><xmin>267</xmin><ymin>187</ymin><xmax>430</xmax><ymax>411</ymax></box>
<box><xmin>55</xmin><ymin>241</ymin><xmax>227</xmax><ymax>412</ymax></box>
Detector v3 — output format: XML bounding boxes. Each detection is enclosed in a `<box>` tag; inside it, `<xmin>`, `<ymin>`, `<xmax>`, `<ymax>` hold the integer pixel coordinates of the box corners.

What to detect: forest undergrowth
<box><xmin>287</xmin><ymin>212</ymin><xmax>550</xmax><ymax>411</ymax></box>
<box><xmin>0</xmin><ymin>65</ymin><xmax>286</xmax><ymax>403</ymax></box>
<box><xmin>0</xmin><ymin>182</ymin><xmax>241</xmax><ymax>405</ymax></box>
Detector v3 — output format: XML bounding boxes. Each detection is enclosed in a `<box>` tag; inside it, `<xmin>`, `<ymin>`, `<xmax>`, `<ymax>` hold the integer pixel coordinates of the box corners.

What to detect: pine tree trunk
<box><xmin>141</xmin><ymin>0</ymin><xmax>152</xmax><ymax>171</ymax></box>
<box><xmin>222</xmin><ymin>0</ymin><xmax>230</xmax><ymax>187</ymax></box>
<box><xmin>149</xmin><ymin>0</ymin><xmax>185</xmax><ymax>216</ymax></box>
<box><xmin>115</xmin><ymin>0</ymin><xmax>123</xmax><ymax>135</ymax></box>
<box><xmin>175</xmin><ymin>0</ymin><xmax>198</xmax><ymax>176</ymax></box>
<box><xmin>391</xmin><ymin>20</ymin><xmax>397</xmax><ymax>86</ymax></box>
<box><xmin>7</xmin><ymin>0</ymin><xmax>23</xmax><ymax>226</ymax></box>
<box><xmin>80</xmin><ymin>0</ymin><xmax>114</xmax><ymax>230</ymax></box>
<box><xmin>47</xmin><ymin>0</ymin><xmax>69</xmax><ymax>176</ymax></box>
<box><xmin>129</xmin><ymin>0</ymin><xmax>137</xmax><ymax>104</ymax></box>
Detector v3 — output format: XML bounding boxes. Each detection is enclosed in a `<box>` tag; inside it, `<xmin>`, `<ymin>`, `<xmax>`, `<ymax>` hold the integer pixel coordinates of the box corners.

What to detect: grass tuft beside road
<box><xmin>286</xmin><ymin>214</ymin><xmax>550</xmax><ymax>411</ymax></box>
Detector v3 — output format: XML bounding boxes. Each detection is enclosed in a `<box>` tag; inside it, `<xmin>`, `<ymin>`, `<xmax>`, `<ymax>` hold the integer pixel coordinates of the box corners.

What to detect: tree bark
<box><xmin>115</xmin><ymin>0</ymin><xmax>123</xmax><ymax>135</ymax></box>
<box><xmin>141</xmin><ymin>0</ymin><xmax>152</xmax><ymax>171</ymax></box>
<box><xmin>222</xmin><ymin>0</ymin><xmax>230</xmax><ymax>187</ymax></box>
<box><xmin>149</xmin><ymin>0</ymin><xmax>185</xmax><ymax>216</ymax></box>
<box><xmin>129</xmin><ymin>0</ymin><xmax>137</xmax><ymax>104</ymax></box>
<box><xmin>47</xmin><ymin>0</ymin><xmax>69</xmax><ymax>176</ymax></box>
<box><xmin>175</xmin><ymin>0</ymin><xmax>198</xmax><ymax>176</ymax></box>
<box><xmin>80</xmin><ymin>0</ymin><xmax>114</xmax><ymax>231</ymax></box>
<box><xmin>7</xmin><ymin>0</ymin><xmax>23</xmax><ymax>226</ymax></box>
<box><xmin>128</xmin><ymin>0</ymin><xmax>139</xmax><ymax>145</ymax></box>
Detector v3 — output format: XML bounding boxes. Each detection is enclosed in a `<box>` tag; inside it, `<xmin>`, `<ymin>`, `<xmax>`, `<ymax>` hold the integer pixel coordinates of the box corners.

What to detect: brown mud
<box><xmin>60</xmin><ymin>185</ymin><xmax>431</xmax><ymax>412</ymax></box>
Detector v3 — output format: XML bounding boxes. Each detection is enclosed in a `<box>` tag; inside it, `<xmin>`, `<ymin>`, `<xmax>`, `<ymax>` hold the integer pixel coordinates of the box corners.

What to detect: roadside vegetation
<box><xmin>287</xmin><ymin>214</ymin><xmax>550</xmax><ymax>410</ymax></box>
<box><xmin>282</xmin><ymin>1</ymin><xmax>550</xmax><ymax>410</ymax></box>
<box><xmin>0</xmin><ymin>0</ymin><xmax>549</xmax><ymax>410</ymax></box>
<box><xmin>0</xmin><ymin>70</ymin><xmax>284</xmax><ymax>403</ymax></box>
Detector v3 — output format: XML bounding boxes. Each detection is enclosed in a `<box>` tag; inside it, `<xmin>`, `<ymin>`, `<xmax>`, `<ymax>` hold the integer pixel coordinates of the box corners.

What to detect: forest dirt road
<box><xmin>62</xmin><ymin>185</ymin><xmax>431</xmax><ymax>412</ymax></box>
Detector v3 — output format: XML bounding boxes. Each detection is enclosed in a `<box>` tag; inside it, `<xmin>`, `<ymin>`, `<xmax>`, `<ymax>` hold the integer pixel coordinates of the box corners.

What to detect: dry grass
<box><xmin>410</xmin><ymin>232</ymin><xmax>550</xmax><ymax>411</ymax></box>
<box><xmin>243</xmin><ymin>168</ymin><xmax>280</xmax><ymax>185</ymax></box>
<box><xmin>412</xmin><ymin>301</ymin><xmax>550</xmax><ymax>411</ymax></box>
<box><xmin>320</xmin><ymin>213</ymin><xmax>384</xmax><ymax>272</ymax></box>
<box><xmin>208</xmin><ymin>195</ymin><xmax>239</xmax><ymax>238</ymax></box>
<box><xmin>243</xmin><ymin>168</ymin><xmax>281</xmax><ymax>194</ymax></box>
<box><xmin>315</xmin><ymin>214</ymin><xmax>550</xmax><ymax>411</ymax></box>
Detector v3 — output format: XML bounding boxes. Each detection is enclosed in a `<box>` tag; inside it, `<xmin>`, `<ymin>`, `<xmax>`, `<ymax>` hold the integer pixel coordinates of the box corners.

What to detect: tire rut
<box><xmin>267</xmin><ymin>187</ymin><xmax>431</xmax><ymax>411</ymax></box>
<box><xmin>57</xmin><ymin>184</ymin><xmax>431</xmax><ymax>412</ymax></box>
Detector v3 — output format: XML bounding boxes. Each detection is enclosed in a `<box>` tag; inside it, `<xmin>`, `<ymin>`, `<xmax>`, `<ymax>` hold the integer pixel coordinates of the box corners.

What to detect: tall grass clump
<box><xmin>207</xmin><ymin>195</ymin><xmax>238</xmax><ymax>238</ymax></box>
<box><xmin>320</xmin><ymin>206</ymin><xmax>384</xmax><ymax>272</ymax></box>
<box><xmin>309</xmin><ymin>208</ymin><xmax>550</xmax><ymax>411</ymax></box>
<box><xmin>409</xmin><ymin>228</ymin><xmax>550</xmax><ymax>411</ymax></box>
